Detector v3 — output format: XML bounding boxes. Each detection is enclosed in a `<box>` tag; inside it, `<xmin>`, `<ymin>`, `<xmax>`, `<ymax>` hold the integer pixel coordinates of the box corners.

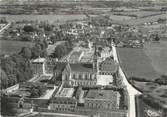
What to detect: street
<box><xmin>112</xmin><ymin>44</ymin><xmax>142</xmax><ymax>117</ymax></box>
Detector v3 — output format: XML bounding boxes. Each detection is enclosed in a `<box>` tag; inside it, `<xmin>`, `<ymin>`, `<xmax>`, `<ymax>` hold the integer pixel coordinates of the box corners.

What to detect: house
<box><xmin>31</xmin><ymin>58</ymin><xmax>46</xmax><ymax>75</ymax></box>
<box><xmin>49</xmin><ymin>87</ymin><xmax>77</xmax><ymax>112</ymax></box>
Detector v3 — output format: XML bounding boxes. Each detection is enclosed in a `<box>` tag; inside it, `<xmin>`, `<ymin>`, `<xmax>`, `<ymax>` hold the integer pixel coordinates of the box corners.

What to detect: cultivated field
<box><xmin>144</xmin><ymin>41</ymin><xmax>167</xmax><ymax>76</ymax></box>
<box><xmin>117</xmin><ymin>47</ymin><xmax>160</xmax><ymax>81</ymax></box>
<box><xmin>116</xmin><ymin>13</ymin><xmax>167</xmax><ymax>25</ymax></box>
<box><xmin>109</xmin><ymin>14</ymin><xmax>132</xmax><ymax>21</ymax></box>
<box><xmin>0</xmin><ymin>40</ymin><xmax>34</xmax><ymax>55</ymax></box>
<box><xmin>0</xmin><ymin>14</ymin><xmax>87</xmax><ymax>24</ymax></box>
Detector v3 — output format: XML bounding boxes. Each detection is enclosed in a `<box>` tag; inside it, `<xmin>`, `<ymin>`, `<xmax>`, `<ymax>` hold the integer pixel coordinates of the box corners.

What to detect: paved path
<box><xmin>19</xmin><ymin>112</ymin><xmax>88</xmax><ymax>117</ymax></box>
<box><xmin>47</xmin><ymin>41</ymin><xmax>65</xmax><ymax>56</ymax></box>
<box><xmin>112</xmin><ymin>44</ymin><xmax>142</xmax><ymax>117</ymax></box>
<box><xmin>0</xmin><ymin>23</ymin><xmax>11</xmax><ymax>34</ymax></box>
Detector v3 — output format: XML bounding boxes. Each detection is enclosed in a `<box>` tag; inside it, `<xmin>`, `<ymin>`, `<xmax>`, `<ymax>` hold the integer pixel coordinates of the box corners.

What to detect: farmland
<box><xmin>113</xmin><ymin>11</ymin><xmax>163</xmax><ymax>18</ymax></box>
<box><xmin>115</xmin><ymin>13</ymin><xmax>167</xmax><ymax>25</ymax></box>
<box><xmin>109</xmin><ymin>14</ymin><xmax>132</xmax><ymax>21</ymax></box>
<box><xmin>117</xmin><ymin>47</ymin><xmax>160</xmax><ymax>81</ymax></box>
<box><xmin>143</xmin><ymin>41</ymin><xmax>167</xmax><ymax>76</ymax></box>
<box><xmin>0</xmin><ymin>40</ymin><xmax>34</xmax><ymax>55</ymax></box>
<box><xmin>0</xmin><ymin>14</ymin><xmax>87</xmax><ymax>24</ymax></box>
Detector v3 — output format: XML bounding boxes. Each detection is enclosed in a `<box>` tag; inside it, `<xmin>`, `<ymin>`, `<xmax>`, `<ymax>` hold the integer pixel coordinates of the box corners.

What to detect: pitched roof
<box><xmin>99</xmin><ymin>58</ymin><xmax>118</xmax><ymax>73</ymax></box>
<box><xmin>69</xmin><ymin>63</ymin><xmax>94</xmax><ymax>73</ymax></box>
<box><xmin>86</xmin><ymin>89</ymin><xmax>119</xmax><ymax>101</ymax></box>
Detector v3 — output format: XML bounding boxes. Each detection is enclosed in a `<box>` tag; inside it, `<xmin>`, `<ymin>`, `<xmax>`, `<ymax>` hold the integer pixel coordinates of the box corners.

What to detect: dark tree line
<box><xmin>0</xmin><ymin>54</ymin><xmax>33</xmax><ymax>89</ymax></box>
<box><xmin>0</xmin><ymin>39</ymin><xmax>48</xmax><ymax>89</ymax></box>
<box><xmin>154</xmin><ymin>75</ymin><xmax>167</xmax><ymax>85</ymax></box>
<box><xmin>52</xmin><ymin>41</ymin><xmax>73</xmax><ymax>59</ymax></box>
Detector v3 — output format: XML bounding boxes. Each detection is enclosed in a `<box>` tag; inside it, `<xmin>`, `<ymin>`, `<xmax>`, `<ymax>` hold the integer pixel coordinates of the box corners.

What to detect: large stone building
<box><xmin>62</xmin><ymin>63</ymin><xmax>97</xmax><ymax>87</ymax></box>
<box><xmin>85</xmin><ymin>89</ymin><xmax>121</xmax><ymax>110</ymax></box>
<box><xmin>98</xmin><ymin>58</ymin><xmax>118</xmax><ymax>76</ymax></box>
<box><xmin>49</xmin><ymin>87</ymin><xmax>77</xmax><ymax>111</ymax></box>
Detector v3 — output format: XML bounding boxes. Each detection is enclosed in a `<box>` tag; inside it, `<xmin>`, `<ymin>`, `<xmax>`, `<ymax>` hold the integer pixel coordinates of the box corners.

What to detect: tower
<box><xmin>93</xmin><ymin>44</ymin><xmax>98</xmax><ymax>72</ymax></box>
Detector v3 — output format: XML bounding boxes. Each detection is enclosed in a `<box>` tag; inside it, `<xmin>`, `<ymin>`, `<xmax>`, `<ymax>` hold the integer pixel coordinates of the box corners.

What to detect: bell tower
<box><xmin>93</xmin><ymin>44</ymin><xmax>98</xmax><ymax>72</ymax></box>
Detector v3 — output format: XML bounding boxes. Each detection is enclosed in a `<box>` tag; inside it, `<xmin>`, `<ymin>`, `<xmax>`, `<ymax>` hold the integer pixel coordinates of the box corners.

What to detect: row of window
<box><xmin>70</xmin><ymin>81</ymin><xmax>96</xmax><ymax>86</ymax></box>
<box><xmin>85</xmin><ymin>102</ymin><xmax>116</xmax><ymax>110</ymax></box>
<box><xmin>72</xmin><ymin>73</ymin><xmax>96</xmax><ymax>80</ymax></box>
<box><xmin>99</xmin><ymin>72</ymin><xmax>114</xmax><ymax>75</ymax></box>
<box><xmin>50</xmin><ymin>104</ymin><xmax>76</xmax><ymax>110</ymax></box>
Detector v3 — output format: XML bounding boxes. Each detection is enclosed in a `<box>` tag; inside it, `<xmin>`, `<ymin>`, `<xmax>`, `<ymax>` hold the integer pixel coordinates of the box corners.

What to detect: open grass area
<box><xmin>136</xmin><ymin>95</ymin><xmax>164</xmax><ymax>117</ymax></box>
<box><xmin>0</xmin><ymin>40</ymin><xmax>34</xmax><ymax>55</ymax></box>
<box><xmin>143</xmin><ymin>41</ymin><xmax>167</xmax><ymax>76</ymax></box>
<box><xmin>117</xmin><ymin>47</ymin><xmax>160</xmax><ymax>81</ymax></box>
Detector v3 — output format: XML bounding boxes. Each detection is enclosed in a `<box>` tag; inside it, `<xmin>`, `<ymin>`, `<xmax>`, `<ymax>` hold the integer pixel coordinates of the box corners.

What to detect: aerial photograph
<box><xmin>0</xmin><ymin>0</ymin><xmax>166</xmax><ymax>117</ymax></box>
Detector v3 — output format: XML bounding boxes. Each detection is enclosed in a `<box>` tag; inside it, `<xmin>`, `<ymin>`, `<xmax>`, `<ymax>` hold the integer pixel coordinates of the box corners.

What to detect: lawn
<box><xmin>136</xmin><ymin>95</ymin><xmax>164</xmax><ymax>117</ymax></box>
<box><xmin>143</xmin><ymin>41</ymin><xmax>167</xmax><ymax>76</ymax></box>
<box><xmin>0</xmin><ymin>40</ymin><xmax>34</xmax><ymax>55</ymax></box>
<box><xmin>117</xmin><ymin>47</ymin><xmax>160</xmax><ymax>81</ymax></box>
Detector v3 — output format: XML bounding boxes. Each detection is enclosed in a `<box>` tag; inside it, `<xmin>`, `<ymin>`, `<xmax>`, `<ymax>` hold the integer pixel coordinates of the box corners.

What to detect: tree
<box><xmin>29</xmin><ymin>83</ymin><xmax>47</xmax><ymax>98</ymax></box>
<box><xmin>0</xmin><ymin>68</ymin><xmax>8</xmax><ymax>89</ymax></box>
<box><xmin>0</xmin><ymin>54</ymin><xmax>33</xmax><ymax>88</ymax></box>
<box><xmin>154</xmin><ymin>34</ymin><xmax>160</xmax><ymax>41</ymax></box>
<box><xmin>40</xmin><ymin>49</ymin><xmax>47</xmax><ymax>58</ymax></box>
<box><xmin>19</xmin><ymin>47</ymin><xmax>32</xmax><ymax>59</ymax></box>
<box><xmin>76</xmin><ymin>86</ymin><xmax>82</xmax><ymax>100</ymax></box>
<box><xmin>31</xmin><ymin>87</ymin><xmax>40</xmax><ymax>98</ymax></box>
<box><xmin>23</xmin><ymin>25</ymin><xmax>34</xmax><ymax>33</ymax></box>
<box><xmin>31</xmin><ymin>43</ymin><xmax>42</xmax><ymax>58</ymax></box>
<box><xmin>54</xmin><ymin>45</ymin><xmax>67</xmax><ymax>59</ymax></box>
<box><xmin>154</xmin><ymin>75</ymin><xmax>167</xmax><ymax>85</ymax></box>
<box><xmin>1</xmin><ymin>97</ymin><xmax>17</xmax><ymax>116</ymax></box>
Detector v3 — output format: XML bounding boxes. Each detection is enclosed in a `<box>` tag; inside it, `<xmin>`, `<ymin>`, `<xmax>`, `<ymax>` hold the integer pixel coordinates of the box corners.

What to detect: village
<box><xmin>0</xmin><ymin>1</ymin><xmax>167</xmax><ymax>117</ymax></box>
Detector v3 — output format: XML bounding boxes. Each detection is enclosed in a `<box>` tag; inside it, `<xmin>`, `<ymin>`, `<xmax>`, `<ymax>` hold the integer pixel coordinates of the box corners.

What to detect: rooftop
<box><xmin>32</xmin><ymin>58</ymin><xmax>46</xmax><ymax>63</ymax></box>
<box><xmin>86</xmin><ymin>89</ymin><xmax>119</xmax><ymax>101</ymax></box>
<box><xmin>55</xmin><ymin>88</ymin><xmax>75</xmax><ymax>98</ymax></box>
<box><xmin>69</xmin><ymin>63</ymin><xmax>94</xmax><ymax>73</ymax></box>
<box><xmin>99</xmin><ymin>58</ymin><xmax>118</xmax><ymax>73</ymax></box>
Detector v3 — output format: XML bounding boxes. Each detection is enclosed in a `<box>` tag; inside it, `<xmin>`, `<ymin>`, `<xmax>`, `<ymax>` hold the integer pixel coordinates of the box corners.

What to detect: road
<box><xmin>112</xmin><ymin>44</ymin><xmax>142</xmax><ymax>117</ymax></box>
<box><xmin>59</xmin><ymin>49</ymin><xmax>74</xmax><ymax>62</ymax></box>
<box><xmin>47</xmin><ymin>41</ymin><xmax>65</xmax><ymax>56</ymax></box>
<box><xmin>19</xmin><ymin>112</ymin><xmax>88</xmax><ymax>117</ymax></box>
<box><xmin>59</xmin><ymin>43</ymin><xmax>80</xmax><ymax>62</ymax></box>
